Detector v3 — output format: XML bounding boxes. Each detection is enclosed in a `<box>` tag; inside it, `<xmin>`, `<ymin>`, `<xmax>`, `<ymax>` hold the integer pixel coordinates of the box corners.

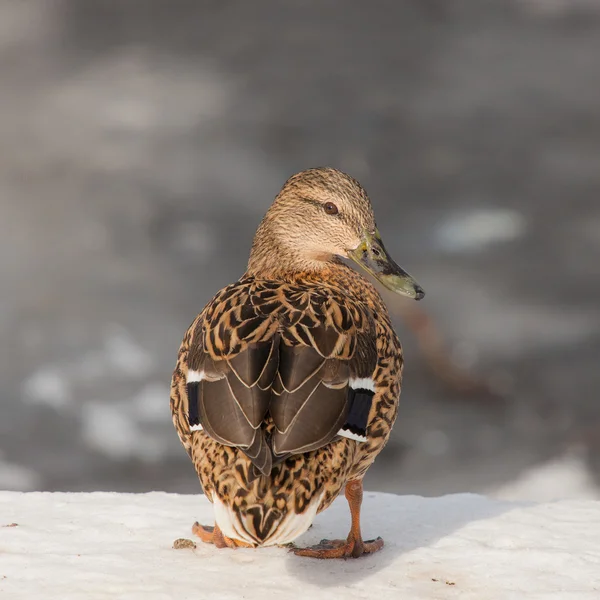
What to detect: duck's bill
<box><xmin>348</xmin><ymin>230</ymin><xmax>425</xmax><ymax>300</ymax></box>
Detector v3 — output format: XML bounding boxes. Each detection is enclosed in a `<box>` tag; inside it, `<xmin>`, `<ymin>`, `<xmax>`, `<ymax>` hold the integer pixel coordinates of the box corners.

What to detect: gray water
<box><xmin>1</xmin><ymin>0</ymin><xmax>599</xmax><ymax>498</ymax></box>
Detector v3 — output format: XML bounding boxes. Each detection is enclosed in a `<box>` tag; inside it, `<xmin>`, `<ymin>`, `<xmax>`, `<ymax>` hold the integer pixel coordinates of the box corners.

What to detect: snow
<box><xmin>1</xmin><ymin>492</ymin><xmax>599</xmax><ymax>599</ymax></box>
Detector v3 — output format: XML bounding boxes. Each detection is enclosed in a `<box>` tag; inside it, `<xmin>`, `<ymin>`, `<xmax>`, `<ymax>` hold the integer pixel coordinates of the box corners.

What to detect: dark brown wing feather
<box><xmin>270</xmin><ymin>346</ymin><xmax>349</xmax><ymax>455</ymax></box>
<box><xmin>183</xmin><ymin>277</ymin><xmax>377</xmax><ymax>476</ymax></box>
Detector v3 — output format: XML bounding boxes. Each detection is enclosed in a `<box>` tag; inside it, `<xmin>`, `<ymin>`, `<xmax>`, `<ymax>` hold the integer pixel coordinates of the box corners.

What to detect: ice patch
<box><xmin>131</xmin><ymin>383</ymin><xmax>170</xmax><ymax>423</ymax></box>
<box><xmin>104</xmin><ymin>327</ymin><xmax>153</xmax><ymax>377</ymax></box>
<box><xmin>489</xmin><ymin>448</ymin><xmax>600</xmax><ymax>502</ymax></box>
<box><xmin>436</xmin><ymin>209</ymin><xmax>526</xmax><ymax>252</ymax></box>
<box><xmin>0</xmin><ymin>454</ymin><xmax>40</xmax><ymax>491</ymax></box>
<box><xmin>22</xmin><ymin>366</ymin><xmax>71</xmax><ymax>409</ymax></box>
<box><xmin>81</xmin><ymin>402</ymin><xmax>166</xmax><ymax>462</ymax></box>
<box><xmin>20</xmin><ymin>326</ymin><xmax>156</xmax><ymax>415</ymax></box>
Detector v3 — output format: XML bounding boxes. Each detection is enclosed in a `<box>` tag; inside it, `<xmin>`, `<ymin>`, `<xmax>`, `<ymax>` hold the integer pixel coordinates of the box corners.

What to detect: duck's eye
<box><xmin>323</xmin><ymin>202</ymin><xmax>339</xmax><ymax>215</ymax></box>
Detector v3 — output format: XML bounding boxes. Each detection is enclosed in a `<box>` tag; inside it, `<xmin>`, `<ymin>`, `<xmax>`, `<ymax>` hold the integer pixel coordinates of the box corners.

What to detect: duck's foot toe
<box><xmin>191</xmin><ymin>522</ymin><xmax>254</xmax><ymax>549</ymax></box>
<box><xmin>291</xmin><ymin>536</ymin><xmax>384</xmax><ymax>559</ymax></box>
<box><xmin>191</xmin><ymin>522</ymin><xmax>215</xmax><ymax>544</ymax></box>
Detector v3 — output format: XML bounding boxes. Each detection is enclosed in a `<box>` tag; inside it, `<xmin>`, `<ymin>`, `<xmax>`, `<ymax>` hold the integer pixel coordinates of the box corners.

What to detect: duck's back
<box><xmin>170</xmin><ymin>268</ymin><xmax>403</xmax><ymax>546</ymax></box>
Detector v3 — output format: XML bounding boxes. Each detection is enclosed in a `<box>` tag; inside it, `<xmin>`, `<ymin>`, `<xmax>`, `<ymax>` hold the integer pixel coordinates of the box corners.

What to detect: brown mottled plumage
<box><xmin>170</xmin><ymin>167</ymin><xmax>424</xmax><ymax>558</ymax></box>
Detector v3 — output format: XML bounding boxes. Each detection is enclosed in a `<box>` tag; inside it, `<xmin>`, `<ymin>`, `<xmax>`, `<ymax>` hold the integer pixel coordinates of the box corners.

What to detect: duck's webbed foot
<box><xmin>291</xmin><ymin>534</ymin><xmax>384</xmax><ymax>559</ymax></box>
<box><xmin>191</xmin><ymin>522</ymin><xmax>253</xmax><ymax>549</ymax></box>
<box><xmin>290</xmin><ymin>479</ymin><xmax>384</xmax><ymax>559</ymax></box>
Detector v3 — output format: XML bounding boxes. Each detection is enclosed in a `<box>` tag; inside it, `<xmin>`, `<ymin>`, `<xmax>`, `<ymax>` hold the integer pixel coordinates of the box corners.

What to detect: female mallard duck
<box><xmin>170</xmin><ymin>167</ymin><xmax>424</xmax><ymax>559</ymax></box>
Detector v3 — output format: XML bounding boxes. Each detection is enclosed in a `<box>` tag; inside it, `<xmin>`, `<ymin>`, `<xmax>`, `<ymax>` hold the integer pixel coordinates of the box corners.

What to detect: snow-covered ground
<box><xmin>1</xmin><ymin>492</ymin><xmax>598</xmax><ymax>599</ymax></box>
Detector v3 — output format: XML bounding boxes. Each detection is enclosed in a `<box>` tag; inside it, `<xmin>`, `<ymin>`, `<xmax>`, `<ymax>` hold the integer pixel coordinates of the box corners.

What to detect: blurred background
<box><xmin>1</xmin><ymin>0</ymin><xmax>599</xmax><ymax>501</ymax></box>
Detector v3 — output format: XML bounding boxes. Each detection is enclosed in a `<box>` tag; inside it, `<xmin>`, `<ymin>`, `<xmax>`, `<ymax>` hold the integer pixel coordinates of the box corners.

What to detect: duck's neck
<box><xmin>245</xmin><ymin>217</ymin><xmax>384</xmax><ymax>308</ymax></box>
<box><xmin>246</xmin><ymin>214</ymin><xmax>337</xmax><ymax>280</ymax></box>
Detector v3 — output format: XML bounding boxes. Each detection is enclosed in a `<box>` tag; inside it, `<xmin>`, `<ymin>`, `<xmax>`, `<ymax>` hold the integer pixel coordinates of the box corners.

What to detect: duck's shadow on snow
<box><xmin>284</xmin><ymin>492</ymin><xmax>512</xmax><ymax>587</ymax></box>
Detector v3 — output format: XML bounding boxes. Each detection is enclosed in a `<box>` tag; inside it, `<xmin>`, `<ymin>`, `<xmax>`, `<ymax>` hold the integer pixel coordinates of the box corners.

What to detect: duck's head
<box><xmin>247</xmin><ymin>167</ymin><xmax>424</xmax><ymax>300</ymax></box>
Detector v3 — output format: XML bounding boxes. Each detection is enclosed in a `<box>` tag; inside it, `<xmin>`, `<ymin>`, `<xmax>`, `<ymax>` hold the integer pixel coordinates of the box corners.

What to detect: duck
<box><xmin>170</xmin><ymin>167</ymin><xmax>424</xmax><ymax>559</ymax></box>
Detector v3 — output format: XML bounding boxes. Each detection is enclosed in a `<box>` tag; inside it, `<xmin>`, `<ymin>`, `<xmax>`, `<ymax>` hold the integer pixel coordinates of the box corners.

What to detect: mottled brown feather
<box><xmin>178</xmin><ymin>277</ymin><xmax>379</xmax><ymax>475</ymax></box>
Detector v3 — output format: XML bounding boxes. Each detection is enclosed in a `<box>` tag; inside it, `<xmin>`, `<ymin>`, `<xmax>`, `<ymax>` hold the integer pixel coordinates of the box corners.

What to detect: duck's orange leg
<box><xmin>192</xmin><ymin>522</ymin><xmax>253</xmax><ymax>549</ymax></box>
<box><xmin>291</xmin><ymin>480</ymin><xmax>384</xmax><ymax>559</ymax></box>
